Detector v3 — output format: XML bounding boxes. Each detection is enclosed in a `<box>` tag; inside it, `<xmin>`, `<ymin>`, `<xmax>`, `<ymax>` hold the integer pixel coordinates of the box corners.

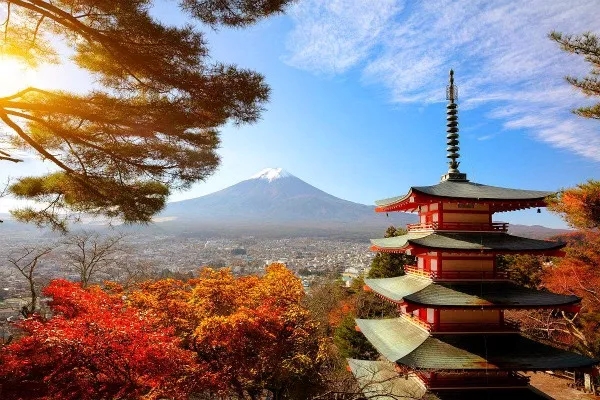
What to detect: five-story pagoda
<box><xmin>349</xmin><ymin>71</ymin><xmax>597</xmax><ymax>400</ymax></box>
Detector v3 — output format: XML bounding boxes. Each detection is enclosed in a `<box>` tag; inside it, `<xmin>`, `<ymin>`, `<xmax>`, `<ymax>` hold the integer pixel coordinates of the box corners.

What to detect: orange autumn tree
<box><xmin>127</xmin><ymin>263</ymin><xmax>326</xmax><ymax>399</ymax></box>
<box><xmin>124</xmin><ymin>277</ymin><xmax>198</xmax><ymax>340</ymax></box>
<box><xmin>542</xmin><ymin>231</ymin><xmax>600</xmax><ymax>356</ymax></box>
<box><xmin>0</xmin><ymin>279</ymin><xmax>204</xmax><ymax>400</ymax></box>
<box><xmin>543</xmin><ymin>180</ymin><xmax>600</xmax><ymax>356</ymax></box>
<box><xmin>547</xmin><ymin>180</ymin><xmax>600</xmax><ymax>230</ymax></box>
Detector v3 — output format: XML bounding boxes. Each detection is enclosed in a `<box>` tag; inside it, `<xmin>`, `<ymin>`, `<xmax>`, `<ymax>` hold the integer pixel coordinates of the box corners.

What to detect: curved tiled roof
<box><xmin>364</xmin><ymin>277</ymin><xmax>580</xmax><ymax>309</ymax></box>
<box><xmin>375</xmin><ymin>180</ymin><xmax>553</xmax><ymax>207</ymax></box>
<box><xmin>404</xmin><ymin>281</ymin><xmax>580</xmax><ymax>308</ymax></box>
<box><xmin>347</xmin><ymin>359</ymin><xmax>550</xmax><ymax>400</ymax></box>
<box><xmin>357</xmin><ymin>318</ymin><xmax>597</xmax><ymax>371</ymax></box>
<box><xmin>371</xmin><ymin>232</ymin><xmax>564</xmax><ymax>253</ymax></box>
<box><xmin>364</xmin><ymin>275</ymin><xmax>432</xmax><ymax>302</ymax></box>
<box><xmin>356</xmin><ymin>318</ymin><xmax>429</xmax><ymax>362</ymax></box>
<box><xmin>399</xmin><ymin>334</ymin><xmax>597</xmax><ymax>371</ymax></box>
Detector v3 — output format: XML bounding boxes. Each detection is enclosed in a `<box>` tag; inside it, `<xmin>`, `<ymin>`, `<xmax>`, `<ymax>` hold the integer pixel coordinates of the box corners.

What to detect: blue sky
<box><xmin>2</xmin><ymin>0</ymin><xmax>600</xmax><ymax>228</ymax></box>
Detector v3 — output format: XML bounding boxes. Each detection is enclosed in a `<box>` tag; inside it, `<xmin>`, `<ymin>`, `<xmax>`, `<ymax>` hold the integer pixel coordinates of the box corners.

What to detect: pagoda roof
<box><xmin>356</xmin><ymin>318</ymin><xmax>597</xmax><ymax>371</ymax></box>
<box><xmin>370</xmin><ymin>232</ymin><xmax>564</xmax><ymax>254</ymax></box>
<box><xmin>356</xmin><ymin>317</ymin><xmax>430</xmax><ymax>363</ymax></box>
<box><xmin>364</xmin><ymin>275</ymin><xmax>432</xmax><ymax>302</ymax></box>
<box><xmin>347</xmin><ymin>360</ymin><xmax>550</xmax><ymax>400</ymax></box>
<box><xmin>365</xmin><ymin>277</ymin><xmax>580</xmax><ymax>309</ymax></box>
<box><xmin>375</xmin><ymin>180</ymin><xmax>553</xmax><ymax>212</ymax></box>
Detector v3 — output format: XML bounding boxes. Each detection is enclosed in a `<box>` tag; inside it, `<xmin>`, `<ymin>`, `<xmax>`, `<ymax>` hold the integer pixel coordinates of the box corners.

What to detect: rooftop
<box><xmin>375</xmin><ymin>180</ymin><xmax>553</xmax><ymax>213</ymax></box>
<box><xmin>365</xmin><ymin>276</ymin><xmax>580</xmax><ymax>309</ymax></box>
<box><xmin>357</xmin><ymin>317</ymin><xmax>597</xmax><ymax>371</ymax></box>
<box><xmin>370</xmin><ymin>232</ymin><xmax>565</xmax><ymax>254</ymax></box>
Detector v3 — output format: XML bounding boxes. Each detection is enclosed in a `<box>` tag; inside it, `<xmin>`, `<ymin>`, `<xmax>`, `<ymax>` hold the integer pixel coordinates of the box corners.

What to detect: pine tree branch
<box><xmin>0</xmin><ymin>110</ymin><xmax>74</xmax><ymax>173</ymax></box>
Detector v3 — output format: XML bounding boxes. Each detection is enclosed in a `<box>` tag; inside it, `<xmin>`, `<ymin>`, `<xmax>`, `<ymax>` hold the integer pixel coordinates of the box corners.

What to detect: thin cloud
<box><xmin>285</xmin><ymin>0</ymin><xmax>600</xmax><ymax>161</ymax></box>
<box><xmin>477</xmin><ymin>134</ymin><xmax>496</xmax><ymax>141</ymax></box>
<box><xmin>284</xmin><ymin>0</ymin><xmax>402</xmax><ymax>75</ymax></box>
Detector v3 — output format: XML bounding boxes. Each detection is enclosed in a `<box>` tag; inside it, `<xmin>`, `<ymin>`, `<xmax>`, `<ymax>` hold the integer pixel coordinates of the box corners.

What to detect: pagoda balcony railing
<box><xmin>405</xmin><ymin>266</ymin><xmax>434</xmax><ymax>278</ymax></box>
<box><xmin>401</xmin><ymin>314</ymin><xmax>431</xmax><ymax>331</ymax></box>
<box><xmin>402</xmin><ymin>315</ymin><xmax>520</xmax><ymax>334</ymax></box>
<box><xmin>432</xmin><ymin>321</ymin><xmax>520</xmax><ymax>333</ymax></box>
<box><xmin>407</xmin><ymin>221</ymin><xmax>509</xmax><ymax>232</ymax></box>
<box><xmin>405</xmin><ymin>266</ymin><xmax>510</xmax><ymax>280</ymax></box>
<box><xmin>422</xmin><ymin>372</ymin><xmax>529</xmax><ymax>389</ymax></box>
<box><xmin>432</xmin><ymin>270</ymin><xmax>510</xmax><ymax>280</ymax></box>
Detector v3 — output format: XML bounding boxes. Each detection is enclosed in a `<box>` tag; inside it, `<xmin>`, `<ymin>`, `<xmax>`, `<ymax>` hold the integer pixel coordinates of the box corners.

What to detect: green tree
<box><xmin>497</xmin><ymin>254</ymin><xmax>546</xmax><ymax>289</ymax></box>
<box><xmin>330</xmin><ymin>277</ymin><xmax>396</xmax><ymax>362</ymax></box>
<box><xmin>0</xmin><ymin>0</ymin><xmax>292</xmax><ymax>232</ymax></box>
<box><xmin>333</xmin><ymin>313</ymin><xmax>379</xmax><ymax>361</ymax></box>
<box><xmin>367</xmin><ymin>226</ymin><xmax>413</xmax><ymax>278</ymax></box>
<box><xmin>551</xmin><ymin>31</ymin><xmax>600</xmax><ymax>120</ymax></box>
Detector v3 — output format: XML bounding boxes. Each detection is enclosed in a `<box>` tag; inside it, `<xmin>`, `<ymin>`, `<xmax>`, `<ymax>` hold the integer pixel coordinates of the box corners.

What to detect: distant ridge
<box><xmin>508</xmin><ymin>224</ymin><xmax>570</xmax><ymax>240</ymax></box>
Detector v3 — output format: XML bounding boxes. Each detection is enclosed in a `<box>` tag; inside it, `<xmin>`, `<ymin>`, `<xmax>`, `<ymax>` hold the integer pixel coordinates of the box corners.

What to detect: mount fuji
<box><xmin>159</xmin><ymin>168</ymin><xmax>415</xmax><ymax>236</ymax></box>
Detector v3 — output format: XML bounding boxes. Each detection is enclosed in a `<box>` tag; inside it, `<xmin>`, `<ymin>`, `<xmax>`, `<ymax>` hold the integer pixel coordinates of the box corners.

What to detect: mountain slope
<box><xmin>161</xmin><ymin>168</ymin><xmax>415</xmax><ymax>232</ymax></box>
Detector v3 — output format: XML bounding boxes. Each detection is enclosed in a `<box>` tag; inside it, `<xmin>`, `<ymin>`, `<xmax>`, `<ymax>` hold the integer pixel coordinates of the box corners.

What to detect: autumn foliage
<box><xmin>535</xmin><ymin>180</ymin><xmax>600</xmax><ymax>356</ymax></box>
<box><xmin>547</xmin><ymin>180</ymin><xmax>600</xmax><ymax>230</ymax></box>
<box><xmin>542</xmin><ymin>231</ymin><xmax>600</xmax><ymax>356</ymax></box>
<box><xmin>0</xmin><ymin>280</ymin><xmax>200</xmax><ymax>400</ymax></box>
<box><xmin>0</xmin><ymin>264</ymin><xmax>325</xmax><ymax>399</ymax></box>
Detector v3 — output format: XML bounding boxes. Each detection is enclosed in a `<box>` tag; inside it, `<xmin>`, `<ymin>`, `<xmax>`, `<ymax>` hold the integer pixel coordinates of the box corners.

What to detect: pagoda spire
<box><xmin>441</xmin><ymin>69</ymin><xmax>468</xmax><ymax>182</ymax></box>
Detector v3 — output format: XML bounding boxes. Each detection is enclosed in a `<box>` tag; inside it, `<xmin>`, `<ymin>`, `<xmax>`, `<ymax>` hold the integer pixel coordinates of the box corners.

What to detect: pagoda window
<box><xmin>442</xmin><ymin>212</ymin><xmax>490</xmax><ymax>223</ymax></box>
<box><xmin>418</xmin><ymin>257</ymin><xmax>425</xmax><ymax>270</ymax></box>
<box><xmin>430</xmin><ymin>258</ymin><xmax>438</xmax><ymax>273</ymax></box>
<box><xmin>426</xmin><ymin>308</ymin><xmax>435</xmax><ymax>324</ymax></box>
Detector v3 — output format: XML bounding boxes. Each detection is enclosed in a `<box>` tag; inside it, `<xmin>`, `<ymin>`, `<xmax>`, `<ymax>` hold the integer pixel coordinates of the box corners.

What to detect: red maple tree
<box><xmin>0</xmin><ymin>279</ymin><xmax>205</xmax><ymax>400</ymax></box>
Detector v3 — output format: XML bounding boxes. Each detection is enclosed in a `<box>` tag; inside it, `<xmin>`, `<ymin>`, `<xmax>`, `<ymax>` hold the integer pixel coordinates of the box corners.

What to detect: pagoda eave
<box><xmin>376</xmin><ymin>198</ymin><xmax>549</xmax><ymax>214</ymax></box>
<box><xmin>364</xmin><ymin>276</ymin><xmax>581</xmax><ymax>310</ymax></box>
<box><xmin>374</xmin><ymin>181</ymin><xmax>554</xmax><ymax>213</ymax></box>
<box><xmin>371</xmin><ymin>244</ymin><xmax>565</xmax><ymax>257</ymax></box>
<box><xmin>356</xmin><ymin>318</ymin><xmax>598</xmax><ymax>372</ymax></box>
<box><xmin>370</xmin><ymin>232</ymin><xmax>566</xmax><ymax>256</ymax></box>
<box><xmin>402</xmin><ymin>300</ymin><xmax>580</xmax><ymax>312</ymax></box>
<box><xmin>348</xmin><ymin>359</ymin><xmax>554</xmax><ymax>400</ymax></box>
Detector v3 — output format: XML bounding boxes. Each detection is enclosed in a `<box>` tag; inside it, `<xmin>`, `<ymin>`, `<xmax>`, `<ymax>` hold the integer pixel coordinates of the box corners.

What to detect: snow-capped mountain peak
<box><xmin>249</xmin><ymin>168</ymin><xmax>292</xmax><ymax>182</ymax></box>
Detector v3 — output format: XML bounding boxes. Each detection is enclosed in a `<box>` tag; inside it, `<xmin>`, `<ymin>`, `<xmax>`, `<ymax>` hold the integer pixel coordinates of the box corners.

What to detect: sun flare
<box><xmin>0</xmin><ymin>57</ymin><xmax>37</xmax><ymax>97</ymax></box>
